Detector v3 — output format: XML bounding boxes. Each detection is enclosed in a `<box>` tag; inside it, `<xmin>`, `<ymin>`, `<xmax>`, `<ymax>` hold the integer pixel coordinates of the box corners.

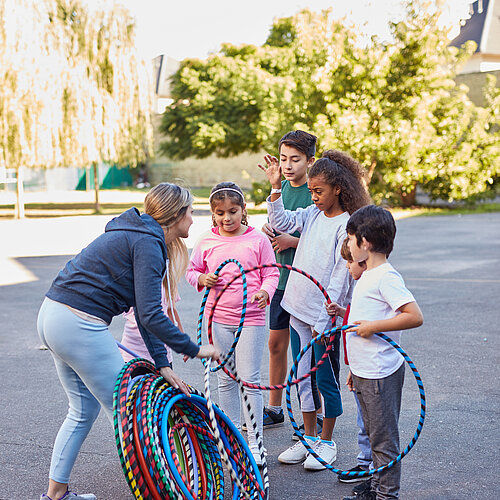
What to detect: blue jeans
<box><xmin>290</xmin><ymin>315</ymin><xmax>342</xmax><ymax>418</ymax></box>
<box><xmin>37</xmin><ymin>298</ymin><xmax>124</xmax><ymax>483</ymax></box>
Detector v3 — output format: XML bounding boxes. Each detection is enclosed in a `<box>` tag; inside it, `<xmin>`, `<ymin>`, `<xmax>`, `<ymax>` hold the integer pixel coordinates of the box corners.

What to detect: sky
<box><xmin>87</xmin><ymin>0</ymin><xmax>474</xmax><ymax>61</ymax></box>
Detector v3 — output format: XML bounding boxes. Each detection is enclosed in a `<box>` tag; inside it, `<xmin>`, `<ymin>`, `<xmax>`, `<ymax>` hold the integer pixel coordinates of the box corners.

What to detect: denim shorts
<box><xmin>269</xmin><ymin>288</ymin><xmax>290</xmax><ymax>330</ymax></box>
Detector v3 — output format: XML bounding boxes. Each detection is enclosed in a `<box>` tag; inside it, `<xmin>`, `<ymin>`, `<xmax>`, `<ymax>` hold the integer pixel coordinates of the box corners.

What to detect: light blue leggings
<box><xmin>37</xmin><ymin>298</ymin><xmax>124</xmax><ymax>483</ymax></box>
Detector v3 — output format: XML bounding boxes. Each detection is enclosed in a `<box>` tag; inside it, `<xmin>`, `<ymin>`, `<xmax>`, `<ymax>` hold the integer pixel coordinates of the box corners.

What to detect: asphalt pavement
<box><xmin>0</xmin><ymin>211</ymin><xmax>499</xmax><ymax>499</ymax></box>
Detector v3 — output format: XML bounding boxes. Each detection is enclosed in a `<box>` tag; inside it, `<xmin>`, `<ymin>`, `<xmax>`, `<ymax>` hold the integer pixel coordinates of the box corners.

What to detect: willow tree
<box><xmin>0</xmin><ymin>0</ymin><xmax>153</xmax><ymax>217</ymax></box>
<box><xmin>50</xmin><ymin>0</ymin><xmax>154</xmax><ymax>212</ymax></box>
<box><xmin>0</xmin><ymin>0</ymin><xmax>66</xmax><ymax>217</ymax></box>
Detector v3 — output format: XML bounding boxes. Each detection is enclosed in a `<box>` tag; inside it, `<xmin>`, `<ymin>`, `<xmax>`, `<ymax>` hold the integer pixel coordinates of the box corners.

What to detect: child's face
<box><xmin>212</xmin><ymin>198</ymin><xmax>244</xmax><ymax>235</ymax></box>
<box><xmin>308</xmin><ymin>175</ymin><xmax>341</xmax><ymax>217</ymax></box>
<box><xmin>346</xmin><ymin>259</ymin><xmax>366</xmax><ymax>280</ymax></box>
<box><xmin>347</xmin><ymin>232</ymin><xmax>369</xmax><ymax>263</ymax></box>
<box><xmin>279</xmin><ymin>144</ymin><xmax>313</xmax><ymax>187</ymax></box>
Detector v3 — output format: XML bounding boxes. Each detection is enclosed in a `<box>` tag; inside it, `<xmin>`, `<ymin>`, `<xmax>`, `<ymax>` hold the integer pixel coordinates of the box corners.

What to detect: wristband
<box><xmin>270</xmin><ymin>188</ymin><xmax>282</xmax><ymax>194</ymax></box>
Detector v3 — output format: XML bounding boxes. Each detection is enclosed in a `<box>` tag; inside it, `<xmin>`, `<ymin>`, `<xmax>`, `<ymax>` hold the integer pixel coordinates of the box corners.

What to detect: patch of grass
<box><xmin>390</xmin><ymin>203</ymin><xmax>500</xmax><ymax>219</ymax></box>
<box><xmin>1</xmin><ymin>196</ymin><xmax>498</xmax><ymax>220</ymax></box>
<box><xmin>247</xmin><ymin>208</ymin><xmax>268</xmax><ymax>215</ymax></box>
<box><xmin>191</xmin><ymin>187</ymin><xmax>212</xmax><ymax>199</ymax></box>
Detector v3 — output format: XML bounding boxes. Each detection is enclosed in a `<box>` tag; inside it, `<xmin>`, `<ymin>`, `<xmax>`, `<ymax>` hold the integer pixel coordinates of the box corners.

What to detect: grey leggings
<box><xmin>352</xmin><ymin>364</ymin><xmax>405</xmax><ymax>499</ymax></box>
<box><xmin>211</xmin><ymin>321</ymin><xmax>265</xmax><ymax>447</ymax></box>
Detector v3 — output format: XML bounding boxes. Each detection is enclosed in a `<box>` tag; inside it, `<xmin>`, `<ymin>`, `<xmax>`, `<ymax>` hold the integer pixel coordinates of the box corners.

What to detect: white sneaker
<box><xmin>303</xmin><ymin>439</ymin><xmax>337</xmax><ymax>471</ymax></box>
<box><xmin>278</xmin><ymin>436</ymin><xmax>316</xmax><ymax>464</ymax></box>
<box><xmin>249</xmin><ymin>444</ymin><xmax>267</xmax><ymax>467</ymax></box>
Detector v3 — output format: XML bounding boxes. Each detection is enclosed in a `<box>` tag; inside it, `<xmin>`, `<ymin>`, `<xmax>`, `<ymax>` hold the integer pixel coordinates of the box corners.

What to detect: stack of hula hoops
<box><xmin>113</xmin><ymin>261</ymin><xmax>426</xmax><ymax>499</ymax></box>
<box><xmin>113</xmin><ymin>358</ymin><xmax>265</xmax><ymax>499</ymax></box>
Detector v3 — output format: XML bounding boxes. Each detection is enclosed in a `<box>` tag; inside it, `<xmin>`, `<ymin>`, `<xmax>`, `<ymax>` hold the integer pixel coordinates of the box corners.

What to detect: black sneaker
<box><xmin>342</xmin><ymin>484</ymin><xmax>375</xmax><ymax>500</ymax></box>
<box><xmin>241</xmin><ymin>406</ymin><xmax>284</xmax><ymax>432</ymax></box>
<box><xmin>352</xmin><ymin>478</ymin><xmax>371</xmax><ymax>495</ymax></box>
<box><xmin>292</xmin><ymin>416</ymin><xmax>323</xmax><ymax>441</ymax></box>
<box><xmin>338</xmin><ymin>465</ymin><xmax>371</xmax><ymax>483</ymax></box>
<box><xmin>263</xmin><ymin>406</ymin><xmax>284</xmax><ymax>427</ymax></box>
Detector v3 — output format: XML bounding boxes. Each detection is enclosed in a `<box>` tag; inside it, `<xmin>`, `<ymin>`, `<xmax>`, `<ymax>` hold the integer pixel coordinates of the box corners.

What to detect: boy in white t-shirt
<box><xmin>343</xmin><ymin>205</ymin><xmax>423</xmax><ymax>500</ymax></box>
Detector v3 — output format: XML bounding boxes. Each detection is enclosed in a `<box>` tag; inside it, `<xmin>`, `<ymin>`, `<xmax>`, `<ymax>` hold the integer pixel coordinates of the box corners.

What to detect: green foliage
<box><xmin>160</xmin><ymin>1</ymin><xmax>500</xmax><ymax>204</ymax></box>
<box><xmin>249</xmin><ymin>179</ymin><xmax>271</xmax><ymax>205</ymax></box>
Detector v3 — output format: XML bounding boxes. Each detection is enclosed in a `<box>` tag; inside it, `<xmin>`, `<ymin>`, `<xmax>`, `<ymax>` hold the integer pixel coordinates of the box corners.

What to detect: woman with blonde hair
<box><xmin>120</xmin><ymin>184</ymin><xmax>192</xmax><ymax>366</ymax></box>
<box><xmin>37</xmin><ymin>183</ymin><xmax>219</xmax><ymax>500</ymax></box>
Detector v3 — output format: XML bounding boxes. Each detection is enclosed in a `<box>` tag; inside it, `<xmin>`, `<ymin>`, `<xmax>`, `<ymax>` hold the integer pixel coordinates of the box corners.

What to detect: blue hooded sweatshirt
<box><xmin>46</xmin><ymin>207</ymin><xmax>200</xmax><ymax>367</ymax></box>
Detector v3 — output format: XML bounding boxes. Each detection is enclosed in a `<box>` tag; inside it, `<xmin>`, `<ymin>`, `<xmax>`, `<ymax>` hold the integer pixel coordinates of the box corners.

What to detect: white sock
<box><xmin>267</xmin><ymin>405</ymin><xmax>282</xmax><ymax>413</ymax></box>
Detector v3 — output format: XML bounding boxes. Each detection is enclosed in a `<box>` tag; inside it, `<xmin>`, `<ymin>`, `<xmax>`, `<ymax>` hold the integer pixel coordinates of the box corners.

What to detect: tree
<box><xmin>50</xmin><ymin>0</ymin><xmax>154</xmax><ymax>212</ymax></box>
<box><xmin>160</xmin><ymin>1</ymin><xmax>499</xmax><ymax>205</ymax></box>
<box><xmin>0</xmin><ymin>0</ymin><xmax>66</xmax><ymax>217</ymax></box>
<box><xmin>0</xmin><ymin>0</ymin><xmax>153</xmax><ymax>217</ymax></box>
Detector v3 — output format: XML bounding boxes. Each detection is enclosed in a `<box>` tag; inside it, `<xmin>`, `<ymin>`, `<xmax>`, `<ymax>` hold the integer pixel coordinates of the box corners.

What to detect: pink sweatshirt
<box><xmin>120</xmin><ymin>286</ymin><xmax>176</xmax><ymax>363</ymax></box>
<box><xmin>186</xmin><ymin>227</ymin><xmax>279</xmax><ymax>325</ymax></box>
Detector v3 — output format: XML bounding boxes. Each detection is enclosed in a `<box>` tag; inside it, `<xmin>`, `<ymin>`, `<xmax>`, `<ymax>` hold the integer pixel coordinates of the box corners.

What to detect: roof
<box><xmin>152</xmin><ymin>55</ymin><xmax>180</xmax><ymax>98</ymax></box>
<box><xmin>450</xmin><ymin>0</ymin><xmax>500</xmax><ymax>55</ymax></box>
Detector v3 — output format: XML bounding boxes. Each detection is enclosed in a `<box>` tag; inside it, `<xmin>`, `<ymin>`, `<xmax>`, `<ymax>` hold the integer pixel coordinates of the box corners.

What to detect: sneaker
<box><xmin>292</xmin><ymin>416</ymin><xmax>323</xmax><ymax>441</ymax></box>
<box><xmin>263</xmin><ymin>406</ymin><xmax>285</xmax><ymax>427</ymax></box>
<box><xmin>249</xmin><ymin>444</ymin><xmax>268</xmax><ymax>467</ymax></box>
<box><xmin>41</xmin><ymin>492</ymin><xmax>97</xmax><ymax>500</ymax></box>
<box><xmin>242</xmin><ymin>406</ymin><xmax>285</xmax><ymax>432</ymax></box>
<box><xmin>338</xmin><ymin>465</ymin><xmax>371</xmax><ymax>483</ymax></box>
<box><xmin>278</xmin><ymin>436</ymin><xmax>316</xmax><ymax>464</ymax></box>
<box><xmin>352</xmin><ymin>479</ymin><xmax>372</xmax><ymax>495</ymax></box>
<box><xmin>342</xmin><ymin>487</ymin><xmax>375</xmax><ymax>500</ymax></box>
<box><xmin>303</xmin><ymin>440</ymin><xmax>337</xmax><ymax>471</ymax></box>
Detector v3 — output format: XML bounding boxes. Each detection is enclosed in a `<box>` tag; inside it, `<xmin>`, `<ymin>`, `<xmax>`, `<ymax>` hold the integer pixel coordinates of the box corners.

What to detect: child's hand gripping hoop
<box><xmin>199</xmin><ymin>261</ymin><xmax>426</xmax><ymax>480</ymax></box>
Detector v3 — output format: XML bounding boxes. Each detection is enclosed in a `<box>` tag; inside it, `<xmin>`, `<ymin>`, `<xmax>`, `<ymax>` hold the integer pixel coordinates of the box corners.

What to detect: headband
<box><xmin>208</xmin><ymin>187</ymin><xmax>245</xmax><ymax>202</ymax></box>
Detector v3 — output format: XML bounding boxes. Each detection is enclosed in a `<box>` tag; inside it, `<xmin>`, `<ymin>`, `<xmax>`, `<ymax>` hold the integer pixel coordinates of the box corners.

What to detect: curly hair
<box><xmin>308</xmin><ymin>150</ymin><xmax>371</xmax><ymax>214</ymax></box>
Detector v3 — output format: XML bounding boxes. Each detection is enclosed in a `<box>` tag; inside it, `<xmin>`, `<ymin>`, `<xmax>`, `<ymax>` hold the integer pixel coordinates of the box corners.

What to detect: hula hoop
<box><xmin>113</xmin><ymin>259</ymin><xmax>426</xmax><ymax>496</ymax></box>
<box><xmin>198</xmin><ymin>261</ymin><xmax>426</xmax><ymax>478</ymax></box>
<box><xmin>113</xmin><ymin>358</ymin><xmax>265</xmax><ymax>499</ymax></box>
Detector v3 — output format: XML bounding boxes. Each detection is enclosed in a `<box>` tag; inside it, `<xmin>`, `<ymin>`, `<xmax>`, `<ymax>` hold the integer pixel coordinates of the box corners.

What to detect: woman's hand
<box><xmin>250</xmin><ymin>290</ymin><xmax>269</xmax><ymax>309</ymax></box>
<box><xmin>196</xmin><ymin>344</ymin><xmax>221</xmax><ymax>360</ymax></box>
<box><xmin>258</xmin><ymin>154</ymin><xmax>281</xmax><ymax>188</ymax></box>
<box><xmin>159</xmin><ymin>366</ymin><xmax>191</xmax><ymax>397</ymax></box>
<box><xmin>199</xmin><ymin>273</ymin><xmax>219</xmax><ymax>288</ymax></box>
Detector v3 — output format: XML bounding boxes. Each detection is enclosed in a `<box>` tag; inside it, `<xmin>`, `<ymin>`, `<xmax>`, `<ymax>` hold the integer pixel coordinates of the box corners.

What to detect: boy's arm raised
<box><xmin>258</xmin><ymin>154</ymin><xmax>282</xmax><ymax>201</ymax></box>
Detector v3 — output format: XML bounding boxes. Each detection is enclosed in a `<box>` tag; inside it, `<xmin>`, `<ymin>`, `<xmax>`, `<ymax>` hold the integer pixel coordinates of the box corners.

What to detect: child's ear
<box><xmin>361</xmin><ymin>237</ymin><xmax>371</xmax><ymax>251</ymax></box>
<box><xmin>307</xmin><ymin>157</ymin><xmax>315</xmax><ymax>167</ymax></box>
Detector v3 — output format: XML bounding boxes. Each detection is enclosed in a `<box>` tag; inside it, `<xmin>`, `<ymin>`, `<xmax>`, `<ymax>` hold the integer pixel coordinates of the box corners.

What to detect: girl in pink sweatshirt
<box><xmin>186</xmin><ymin>182</ymin><xmax>279</xmax><ymax>465</ymax></box>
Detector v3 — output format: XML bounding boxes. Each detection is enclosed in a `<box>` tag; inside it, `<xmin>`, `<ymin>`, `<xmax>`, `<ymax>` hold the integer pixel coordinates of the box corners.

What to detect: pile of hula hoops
<box><xmin>113</xmin><ymin>261</ymin><xmax>426</xmax><ymax>499</ymax></box>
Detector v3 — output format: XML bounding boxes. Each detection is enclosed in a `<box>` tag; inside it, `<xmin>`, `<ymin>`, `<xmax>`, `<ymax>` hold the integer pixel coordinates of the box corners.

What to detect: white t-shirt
<box><xmin>347</xmin><ymin>262</ymin><xmax>415</xmax><ymax>379</ymax></box>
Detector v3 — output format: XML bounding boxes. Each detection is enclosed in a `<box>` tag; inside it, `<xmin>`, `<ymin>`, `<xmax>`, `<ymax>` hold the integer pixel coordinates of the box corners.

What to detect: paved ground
<box><xmin>0</xmin><ymin>210</ymin><xmax>499</xmax><ymax>499</ymax></box>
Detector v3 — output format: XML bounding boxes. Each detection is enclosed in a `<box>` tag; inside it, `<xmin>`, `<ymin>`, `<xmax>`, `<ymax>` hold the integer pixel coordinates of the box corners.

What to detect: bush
<box><xmin>249</xmin><ymin>180</ymin><xmax>271</xmax><ymax>205</ymax></box>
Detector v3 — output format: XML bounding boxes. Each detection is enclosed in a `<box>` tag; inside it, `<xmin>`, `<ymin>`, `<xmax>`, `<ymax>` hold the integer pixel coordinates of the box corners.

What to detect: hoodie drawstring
<box><xmin>164</xmin><ymin>259</ymin><xmax>178</xmax><ymax>327</ymax></box>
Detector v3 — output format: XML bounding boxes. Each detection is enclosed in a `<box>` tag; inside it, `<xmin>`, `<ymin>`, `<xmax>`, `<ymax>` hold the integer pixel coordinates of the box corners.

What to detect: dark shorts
<box><xmin>269</xmin><ymin>289</ymin><xmax>290</xmax><ymax>331</ymax></box>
